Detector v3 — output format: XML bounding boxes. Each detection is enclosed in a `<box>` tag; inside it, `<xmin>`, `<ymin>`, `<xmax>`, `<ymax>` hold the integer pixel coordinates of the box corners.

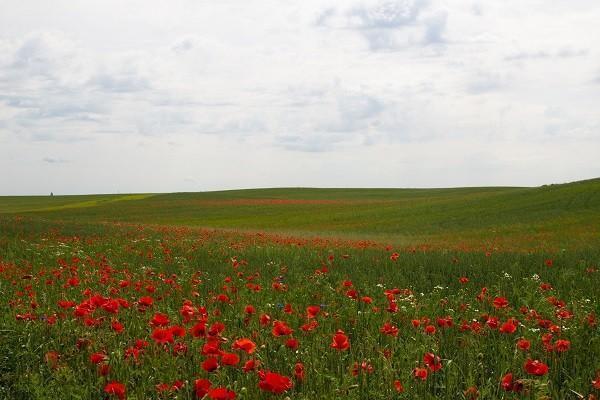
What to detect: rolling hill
<box><xmin>1</xmin><ymin>178</ymin><xmax>599</xmax><ymax>249</ymax></box>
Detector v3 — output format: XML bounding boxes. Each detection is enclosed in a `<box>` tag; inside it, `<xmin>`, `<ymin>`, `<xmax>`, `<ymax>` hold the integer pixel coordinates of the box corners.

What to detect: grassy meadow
<box><xmin>0</xmin><ymin>179</ymin><xmax>599</xmax><ymax>399</ymax></box>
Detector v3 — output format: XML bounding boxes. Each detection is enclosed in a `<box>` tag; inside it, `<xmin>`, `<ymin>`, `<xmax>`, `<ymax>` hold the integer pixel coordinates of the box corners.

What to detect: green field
<box><xmin>1</xmin><ymin>179</ymin><xmax>599</xmax><ymax>399</ymax></box>
<box><xmin>2</xmin><ymin>178</ymin><xmax>599</xmax><ymax>250</ymax></box>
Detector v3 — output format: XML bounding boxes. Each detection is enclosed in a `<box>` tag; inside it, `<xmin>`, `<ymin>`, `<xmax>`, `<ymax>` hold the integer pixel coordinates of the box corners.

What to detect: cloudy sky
<box><xmin>1</xmin><ymin>0</ymin><xmax>599</xmax><ymax>195</ymax></box>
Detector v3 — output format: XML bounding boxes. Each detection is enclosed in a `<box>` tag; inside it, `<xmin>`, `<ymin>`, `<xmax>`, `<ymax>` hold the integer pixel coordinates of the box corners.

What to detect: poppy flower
<box><xmin>230</xmin><ymin>337</ymin><xmax>255</xmax><ymax>354</ymax></box>
<box><xmin>554</xmin><ymin>339</ymin><xmax>570</xmax><ymax>352</ymax></box>
<box><xmin>150</xmin><ymin>312</ymin><xmax>170</xmax><ymax>327</ymax></box>
<box><xmin>493</xmin><ymin>297</ymin><xmax>509</xmax><ymax>309</ymax></box>
<box><xmin>98</xmin><ymin>363</ymin><xmax>110</xmax><ymax>376</ymax></box>
<box><xmin>202</xmin><ymin>357</ymin><xmax>219</xmax><ymax>372</ymax></box>
<box><xmin>516</xmin><ymin>338</ymin><xmax>530</xmax><ymax>351</ymax></box>
<box><xmin>243</xmin><ymin>359</ymin><xmax>258</xmax><ymax>372</ymax></box>
<box><xmin>499</xmin><ymin>319</ymin><xmax>518</xmax><ymax>334</ymax></box>
<box><xmin>593</xmin><ymin>371</ymin><xmax>600</xmax><ymax>389</ymax></box>
<box><xmin>221</xmin><ymin>352</ymin><xmax>240</xmax><ymax>366</ymax></box>
<box><xmin>380</xmin><ymin>322</ymin><xmax>399</xmax><ymax>337</ymax></box>
<box><xmin>464</xmin><ymin>386</ymin><xmax>479</xmax><ymax>399</ymax></box>
<box><xmin>207</xmin><ymin>387</ymin><xmax>236</xmax><ymax>399</ymax></box>
<box><xmin>301</xmin><ymin>320</ymin><xmax>318</xmax><ymax>332</ymax></box>
<box><xmin>413</xmin><ymin>367</ymin><xmax>428</xmax><ymax>381</ymax></box>
<box><xmin>294</xmin><ymin>362</ymin><xmax>305</xmax><ymax>381</ymax></box>
<box><xmin>393</xmin><ymin>380</ymin><xmax>404</xmax><ymax>393</ymax></box>
<box><xmin>208</xmin><ymin>322</ymin><xmax>226</xmax><ymax>336</ymax></box>
<box><xmin>194</xmin><ymin>378</ymin><xmax>211</xmax><ymax>398</ymax></box>
<box><xmin>524</xmin><ymin>359</ymin><xmax>549</xmax><ymax>376</ymax></box>
<box><xmin>501</xmin><ymin>372</ymin><xmax>523</xmax><ymax>393</ymax></box>
<box><xmin>169</xmin><ymin>325</ymin><xmax>186</xmax><ymax>338</ymax></box>
<box><xmin>190</xmin><ymin>321</ymin><xmax>207</xmax><ymax>338</ymax></box>
<box><xmin>151</xmin><ymin>328</ymin><xmax>174</xmax><ymax>344</ymax></box>
<box><xmin>331</xmin><ymin>330</ymin><xmax>350</xmax><ymax>351</ymax></box>
<box><xmin>44</xmin><ymin>351</ymin><xmax>60</xmax><ymax>369</ymax></box>
<box><xmin>424</xmin><ymin>352</ymin><xmax>442</xmax><ymax>371</ymax></box>
<box><xmin>111</xmin><ymin>320</ymin><xmax>124</xmax><ymax>333</ymax></box>
<box><xmin>272</xmin><ymin>320</ymin><xmax>293</xmax><ymax>337</ymax></box>
<box><xmin>285</xmin><ymin>338</ymin><xmax>299</xmax><ymax>350</ymax></box>
<box><xmin>90</xmin><ymin>352</ymin><xmax>108</xmax><ymax>364</ymax></box>
<box><xmin>202</xmin><ymin>339</ymin><xmax>222</xmax><ymax>356</ymax></box>
<box><xmin>260</xmin><ymin>314</ymin><xmax>271</xmax><ymax>326</ymax></box>
<box><xmin>306</xmin><ymin>305</ymin><xmax>320</xmax><ymax>319</ymax></box>
<box><xmin>104</xmin><ymin>381</ymin><xmax>126</xmax><ymax>400</ymax></box>
<box><xmin>424</xmin><ymin>325</ymin><xmax>436</xmax><ymax>335</ymax></box>
<box><xmin>501</xmin><ymin>373</ymin><xmax>514</xmax><ymax>391</ymax></box>
<box><xmin>258</xmin><ymin>371</ymin><xmax>293</xmax><ymax>394</ymax></box>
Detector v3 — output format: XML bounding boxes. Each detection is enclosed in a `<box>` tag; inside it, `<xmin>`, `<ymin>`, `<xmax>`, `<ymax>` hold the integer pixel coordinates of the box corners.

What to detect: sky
<box><xmin>1</xmin><ymin>0</ymin><xmax>599</xmax><ymax>195</ymax></box>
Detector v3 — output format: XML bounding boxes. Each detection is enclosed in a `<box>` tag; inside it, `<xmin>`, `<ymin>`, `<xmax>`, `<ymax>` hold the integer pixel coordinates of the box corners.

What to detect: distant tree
<box><xmin>50</xmin><ymin>192</ymin><xmax>53</xmax><ymax>196</ymax></box>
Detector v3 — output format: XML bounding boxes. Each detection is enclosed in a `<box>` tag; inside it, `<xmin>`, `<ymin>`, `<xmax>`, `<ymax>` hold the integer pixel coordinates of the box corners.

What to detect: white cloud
<box><xmin>0</xmin><ymin>0</ymin><xmax>599</xmax><ymax>194</ymax></box>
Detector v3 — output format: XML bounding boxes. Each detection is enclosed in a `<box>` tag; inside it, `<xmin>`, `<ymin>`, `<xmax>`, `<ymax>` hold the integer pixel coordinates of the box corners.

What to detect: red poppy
<box><xmin>232</xmin><ymin>338</ymin><xmax>256</xmax><ymax>354</ymax></box>
<box><xmin>202</xmin><ymin>357</ymin><xmax>219</xmax><ymax>372</ymax></box>
<box><xmin>413</xmin><ymin>367</ymin><xmax>428</xmax><ymax>381</ymax></box>
<box><xmin>190</xmin><ymin>321</ymin><xmax>207</xmax><ymax>338</ymax></box>
<box><xmin>593</xmin><ymin>371</ymin><xmax>600</xmax><ymax>389</ymax></box>
<box><xmin>259</xmin><ymin>314</ymin><xmax>271</xmax><ymax>326</ymax></box>
<box><xmin>524</xmin><ymin>359</ymin><xmax>549</xmax><ymax>376</ymax></box>
<box><xmin>394</xmin><ymin>380</ymin><xmax>404</xmax><ymax>393</ymax></box>
<box><xmin>464</xmin><ymin>386</ymin><xmax>479</xmax><ymax>399</ymax></box>
<box><xmin>331</xmin><ymin>330</ymin><xmax>350</xmax><ymax>350</ymax></box>
<box><xmin>207</xmin><ymin>387</ymin><xmax>236</xmax><ymax>399</ymax></box>
<box><xmin>500</xmin><ymin>373</ymin><xmax>523</xmax><ymax>392</ymax></box>
<box><xmin>499</xmin><ymin>318</ymin><xmax>518</xmax><ymax>334</ymax></box>
<box><xmin>516</xmin><ymin>338</ymin><xmax>530</xmax><ymax>351</ymax></box>
<box><xmin>423</xmin><ymin>353</ymin><xmax>442</xmax><ymax>372</ymax></box>
<box><xmin>98</xmin><ymin>363</ymin><xmax>110</xmax><ymax>376</ymax></box>
<box><xmin>104</xmin><ymin>381</ymin><xmax>126</xmax><ymax>400</ymax></box>
<box><xmin>306</xmin><ymin>305</ymin><xmax>320</xmax><ymax>319</ymax></box>
<box><xmin>194</xmin><ymin>378</ymin><xmax>211</xmax><ymax>398</ymax></box>
<box><xmin>493</xmin><ymin>297</ymin><xmax>509</xmax><ymax>309</ymax></box>
<box><xmin>89</xmin><ymin>351</ymin><xmax>107</xmax><ymax>364</ymax></box>
<box><xmin>554</xmin><ymin>339</ymin><xmax>570</xmax><ymax>352</ymax></box>
<box><xmin>208</xmin><ymin>322</ymin><xmax>226</xmax><ymax>336</ymax></box>
<box><xmin>301</xmin><ymin>320</ymin><xmax>318</xmax><ymax>332</ymax></box>
<box><xmin>111</xmin><ymin>320</ymin><xmax>124</xmax><ymax>333</ymax></box>
<box><xmin>294</xmin><ymin>362</ymin><xmax>305</xmax><ymax>381</ymax></box>
<box><xmin>221</xmin><ymin>352</ymin><xmax>240</xmax><ymax>366</ymax></box>
<box><xmin>44</xmin><ymin>351</ymin><xmax>60</xmax><ymax>369</ymax></box>
<box><xmin>258</xmin><ymin>371</ymin><xmax>293</xmax><ymax>394</ymax></box>
<box><xmin>272</xmin><ymin>320</ymin><xmax>293</xmax><ymax>337</ymax></box>
<box><xmin>151</xmin><ymin>328</ymin><xmax>174</xmax><ymax>344</ymax></box>
<box><xmin>150</xmin><ymin>312</ymin><xmax>169</xmax><ymax>327</ymax></box>
<box><xmin>380</xmin><ymin>322</ymin><xmax>399</xmax><ymax>337</ymax></box>
<box><xmin>424</xmin><ymin>325</ymin><xmax>436</xmax><ymax>335</ymax></box>
<box><xmin>243</xmin><ymin>359</ymin><xmax>258</xmax><ymax>373</ymax></box>
<box><xmin>169</xmin><ymin>325</ymin><xmax>186</xmax><ymax>338</ymax></box>
<box><xmin>202</xmin><ymin>339</ymin><xmax>222</xmax><ymax>356</ymax></box>
<box><xmin>285</xmin><ymin>338</ymin><xmax>299</xmax><ymax>350</ymax></box>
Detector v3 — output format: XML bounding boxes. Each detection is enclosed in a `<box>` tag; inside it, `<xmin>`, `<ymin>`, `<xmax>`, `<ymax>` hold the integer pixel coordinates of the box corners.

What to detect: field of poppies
<box><xmin>1</xmin><ymin>184</ymin><xmax>599</xmax><ymax>399</ymax></box>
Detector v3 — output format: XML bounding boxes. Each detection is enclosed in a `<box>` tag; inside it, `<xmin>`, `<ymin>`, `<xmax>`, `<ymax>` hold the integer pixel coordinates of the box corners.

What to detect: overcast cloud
<box><xmin>1</xmin><ymin>0</ymin><xmax>599</xmax><ymax>195</ymax></box>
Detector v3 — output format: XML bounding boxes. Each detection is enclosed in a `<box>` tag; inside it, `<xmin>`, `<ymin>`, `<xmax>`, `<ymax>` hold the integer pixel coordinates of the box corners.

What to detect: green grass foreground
<box><xmin>0</xmin><ymin>179</ymin><xmax>599</xmax><ymax>399</ymax></box>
